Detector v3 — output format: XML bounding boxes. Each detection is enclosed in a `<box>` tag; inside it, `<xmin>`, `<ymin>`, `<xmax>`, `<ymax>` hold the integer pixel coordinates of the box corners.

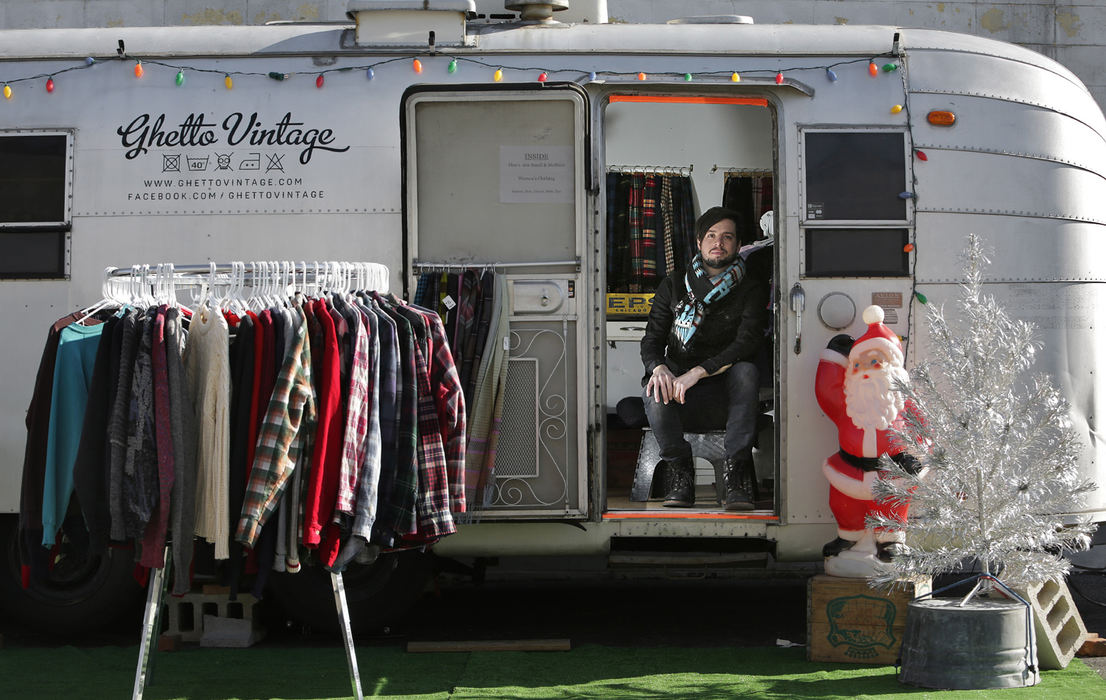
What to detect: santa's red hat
<box><xmin>850</xmin><ymin>305</ymin><xmax>903</xmax><ymax>366</ymax></box>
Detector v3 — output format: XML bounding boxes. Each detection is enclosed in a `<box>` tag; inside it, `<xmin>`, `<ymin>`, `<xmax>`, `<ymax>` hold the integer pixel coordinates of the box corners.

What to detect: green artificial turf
<box><xmin>1</xmin><ymin>644</ymin><xmax>1101</xmax><ymax>699</ymax></box>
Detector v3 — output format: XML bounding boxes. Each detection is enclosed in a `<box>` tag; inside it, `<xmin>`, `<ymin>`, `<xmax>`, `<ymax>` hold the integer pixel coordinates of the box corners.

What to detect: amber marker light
<box><xmin>927</xmin><ymin>110</ymin><xmax>957</xmax><ymax>126</ymax></box>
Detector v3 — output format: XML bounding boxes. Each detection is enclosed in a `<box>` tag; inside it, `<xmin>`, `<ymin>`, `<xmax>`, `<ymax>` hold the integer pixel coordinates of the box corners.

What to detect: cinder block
<box><xmin>1013</xmin><ymin>579</ymin><xmax>1089</xmax><ymax>670</ymax></box>
<box><xmin>200</xmin><ymin>614</ymin><xmax>266</xmax><ymax>648</ymax></box>
<box><xmin>162</xmin><ymin>590</ymin><xmax>263</xmax><ymax>644</ymax></box>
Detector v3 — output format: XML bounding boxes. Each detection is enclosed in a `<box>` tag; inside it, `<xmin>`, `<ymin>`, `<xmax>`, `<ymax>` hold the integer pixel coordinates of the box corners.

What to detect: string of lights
<box><xmin>1</xmin><ymin>49</ymin><xmax>901</xmax><ymax>96</ymax></box>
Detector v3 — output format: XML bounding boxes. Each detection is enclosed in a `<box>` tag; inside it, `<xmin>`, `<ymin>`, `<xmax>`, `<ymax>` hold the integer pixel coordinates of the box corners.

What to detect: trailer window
<box><xmin>805</xmin><ymin>228</ymin><xmax>909</xmax><ymax>277</ymax></box>
<box><xmin>803</xmin><ymin>131</ymin><xmax>906</xmax><ymax>222</ymax></box>
<box><xmin>0</xmin><ymin>133</ymin><xmax>70</xmax><ymax>279</ymax></box>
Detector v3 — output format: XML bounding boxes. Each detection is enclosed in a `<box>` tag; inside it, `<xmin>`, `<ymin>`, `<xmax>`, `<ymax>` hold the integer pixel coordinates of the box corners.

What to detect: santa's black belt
<box><xmin>837</xmin><ymin>450</ymin><xmax>882</xmax><ymax>472</ymax></box>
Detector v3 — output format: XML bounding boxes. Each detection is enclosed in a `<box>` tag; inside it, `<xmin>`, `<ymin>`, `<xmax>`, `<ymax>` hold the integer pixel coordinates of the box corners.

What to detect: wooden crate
<box><xmin>807</xmin><ymin>574</ymin><xmax>931</xmax><ymax>664</ymax></box>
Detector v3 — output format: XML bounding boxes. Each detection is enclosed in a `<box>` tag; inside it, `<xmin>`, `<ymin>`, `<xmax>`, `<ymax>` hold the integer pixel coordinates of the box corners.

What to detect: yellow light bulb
<box><xmin>224</xmin><ymin>75</ymin><xmax>233</xmax><ymax>90</ymax></box>
<box><xmin>494</xmin><ymin>68</ymin><xmax>503</xmax><ymax>82</ymax></box>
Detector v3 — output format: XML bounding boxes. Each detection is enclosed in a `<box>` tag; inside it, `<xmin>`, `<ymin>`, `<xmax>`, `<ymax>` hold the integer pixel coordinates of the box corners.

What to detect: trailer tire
<box><xmin>266</xmin><ymin>549</ymin><xmax>432</xmax><ymax>635</ymax></box>
<box><xmin>0</xmin><ymin>516</ymin><xmax>145</xmax><ymax>634</ymax></box>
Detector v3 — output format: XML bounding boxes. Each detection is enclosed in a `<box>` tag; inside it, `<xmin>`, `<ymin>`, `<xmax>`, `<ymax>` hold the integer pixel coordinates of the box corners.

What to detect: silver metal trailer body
<box><xmin>1</xmin><ymin>13</ymin><xmax>1104</xmax><ymax>628</ymax></box>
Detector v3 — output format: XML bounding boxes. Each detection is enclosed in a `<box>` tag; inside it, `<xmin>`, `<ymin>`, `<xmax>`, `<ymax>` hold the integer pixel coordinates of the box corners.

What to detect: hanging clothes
<box><xmin>605</xmin><ymin>172</ymin><xmax>696</xmax><ymax>294</ymax></box>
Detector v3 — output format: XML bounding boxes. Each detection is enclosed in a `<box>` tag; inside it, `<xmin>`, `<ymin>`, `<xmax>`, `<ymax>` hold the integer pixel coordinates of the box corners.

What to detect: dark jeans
<box><xmin>642</xmin><ymin>361</ymin><xmax>760</xmax><ymax>462</ymax></box>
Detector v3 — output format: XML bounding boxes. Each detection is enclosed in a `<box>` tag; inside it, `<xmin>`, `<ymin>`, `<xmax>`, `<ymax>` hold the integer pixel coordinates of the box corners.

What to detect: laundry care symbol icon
<box><xmin>239</xmin><ymin>153</ymin><xmax>261</xmax><ymax>171</ymax></box>
<box><xmin>215</xmin><ymin>153</ymin><xmax>233</xmax><ymax>171</ymax></box>
<box><xmin>265</xmin><ymin>153</ymin><xmax>285</xmax><ymax>173</ymax></box>
<box><xmin>162</xmin><ymin>154</ymin><xmax>180</xmax><ymax>172</ymax></box>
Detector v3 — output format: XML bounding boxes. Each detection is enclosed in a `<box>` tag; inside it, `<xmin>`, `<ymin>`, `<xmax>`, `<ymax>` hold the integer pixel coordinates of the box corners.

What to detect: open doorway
<box><xmin>600</xmin><ymin>94</ymin><xmax>777</xmax><ymax>513</ymax></box>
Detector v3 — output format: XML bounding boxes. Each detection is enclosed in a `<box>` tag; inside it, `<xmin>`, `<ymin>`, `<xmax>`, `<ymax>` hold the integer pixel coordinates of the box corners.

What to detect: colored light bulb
<box><xmin>731</xmin><ymin>72</ymin><xmax>741</xmax><ymax>82</ymax></box>
<box><xmin>224</xmin><ymin>74</ymin><xmax>233</xmax><ymax>90</ymax></box>
<box><xmin>268</xmin><ymin>72</ymin><xmax>287</xmax><ymax>81</ymax></box>
<box><xmin>316</xmin><ymin>74</ymin><xmax>325</xmax><ymax>88</ymax></box>
<box><xmin>883</xmin><ymin>63</ymin><xmax>899</xmax><ymax>72</ymax></box>
<box><xmin>826</xmin><ymin>68</ymin><xmax>838</xmax><ymax>82</ymax></box>
<box><xmin>775</xmin><ymin>71</ymin><xmax>784</xmax><ymax>84</ymax></box>
<box><xmin>366</xmin><ymin>67</ymin><xmax>374</xmax><ymax>80</ymax></box>
<box><xmin>868</xmin><ymin>61</ymin><xmax>878</xmax><ymax>77</ymax></box>
<box><xmin>175</xmin><ymin>70</ymin><xmax>185</xmax><ymax>86</ymax></box>
<box><xmin>85</xmin><ymin>57</ymin><xmax>95</xmax><ymax>66</ymax></box>
<box><xmin>494</xmin><ymin>68</ymin><xmax>503</xmax><ymax>82</ymax></box>
<box><xmin>538</xmin><ymin>72</ymin><xmax>548</xmax><ymax>82</ymax></box>
<box><xmin>684</xmin><ymin>73</ymin><xmax>693</xmax><ymax>82</ymax></box>
<box><xmin>588</xmin><ymin>71</ymin><xmax>597</xmax><ymax>81</ymax></box>
<box><xmin>904</xmin><ymin>243</ymin><xmax>915</xmax><ymax>253</ymax></box>
<box><xmin>915</xmin><ymin>291</ymin><xmax>928</xmax><ymax>304</ymax></box>
<box><xmin>134</xmin><ymin>61</ymin><xmax>144</xmax><ymax>78</ymax></box>
<box><xmin>413</xmin><ymin>59</ymin><xmax>423</xmax><ymax>73</ymax></box>
<box><xmin>915</xmin><ymin>150</ymin><xmax>928</xmax><ymax>161</ymax></box>
<box><xmin>46</xmin><ymin>78</ymin><xmax>55</xmax><ymax>93</ymax></box>
<box><xmin>3</xmin><ymin>85</ymin><xmax>10</xmax><ymax>100</ymax></box>
<box><xmin>891</xmin><ymin>104</ymin><xmax>903</xmax><ymax>114</ymax></box>
<box><xmin>448</xmin><ymin>59</ymin><xmax>457</xmax><ymax>74</ymax></box>
<box><xmin>899</xmin><ymin>191</ymin><xmax>915</xmax><ymax>199</ymax></box>
<box><xmin>637</xmin><ymin>72</ymin><xmax>647</xmax><ymax>81</ymax></box>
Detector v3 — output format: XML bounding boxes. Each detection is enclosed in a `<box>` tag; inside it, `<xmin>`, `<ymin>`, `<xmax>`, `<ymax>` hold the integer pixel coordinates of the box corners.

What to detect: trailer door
<box><xmin>402</xmin><ymin>85</ymin><xmax>590</xmax><ymax>519</ymax></box>
<box><xmin>782</xmin><ymin>127</ymin><xmax>915</xmax><ymax>529</ymax></box>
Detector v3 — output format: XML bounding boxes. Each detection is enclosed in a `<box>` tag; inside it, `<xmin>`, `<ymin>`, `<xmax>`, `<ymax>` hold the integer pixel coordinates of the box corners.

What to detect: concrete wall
<box><xmin>2</xmin><ymin>1</ymin><xmax>1104</xmax><ymax>110</ymax></box>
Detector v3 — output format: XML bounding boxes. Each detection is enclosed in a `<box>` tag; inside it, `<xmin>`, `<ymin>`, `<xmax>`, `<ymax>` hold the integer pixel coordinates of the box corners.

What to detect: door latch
<box><xmin>789</xmin><ymin>283</ymin><xmax>805</xmax><ymax>355</ymax></box>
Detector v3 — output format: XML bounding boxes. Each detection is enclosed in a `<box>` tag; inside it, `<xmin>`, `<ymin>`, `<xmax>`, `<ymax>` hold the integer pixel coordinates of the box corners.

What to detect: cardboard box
<box><xmin>807</xmin><ymin>574</ymin><xmax>931</xmax><ymax>664</ymax></box>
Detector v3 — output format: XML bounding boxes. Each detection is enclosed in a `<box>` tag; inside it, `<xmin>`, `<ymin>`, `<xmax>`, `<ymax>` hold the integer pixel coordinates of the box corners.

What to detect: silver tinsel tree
<box><xmin>869</xmin><ymin>234</ymin><xmax>1096</xmax><ymax>596</ymax></box>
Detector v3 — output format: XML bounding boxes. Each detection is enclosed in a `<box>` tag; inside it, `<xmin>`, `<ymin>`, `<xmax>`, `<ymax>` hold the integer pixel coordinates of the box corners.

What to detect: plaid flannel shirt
<box><xmin>335</xmin><ymin>305</ymin><xmax>368</xmax><ymax>515</ymax></box>
<box><xmin>373</xmin><ymin>293</ymin><xmax>419</xmax><ymax>540</ymax></box>
<box><xmin>350</xmin><ymin>304</ymin><xmax>382</xmax><ymax>539</ymax></box>
<box><xmin>419</xmin><ymin>309</ymin><xmax>467</xmax><ymax>514</ymax></box>
<box><xmin>393</xmin><ymin>305</ymin><xmax>454</xmax><ymax>539</ymax></box>
<box><xmin>235</xmin><ymin>314</ymin><xmax>315</xmax><ymax>547</ymax></box>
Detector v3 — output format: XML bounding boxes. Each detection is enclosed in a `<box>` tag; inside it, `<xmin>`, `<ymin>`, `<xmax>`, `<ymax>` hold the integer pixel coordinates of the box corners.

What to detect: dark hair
<box><xmin>695</xmin><ymin>206</ymin><xmax>744</xmax><ymax>243</ymax></box>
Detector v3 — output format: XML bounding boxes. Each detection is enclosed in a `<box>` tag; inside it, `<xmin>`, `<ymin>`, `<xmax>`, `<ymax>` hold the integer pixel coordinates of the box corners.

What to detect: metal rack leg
<box><xmin>132</xmin><ymin>547</ymin><xmax>171</xmax><ymax>700</ymax></box>
<box><xmin>331</xmin><ymin>572</ymin><xmax>364</xmax><ymax>700</ymax></box>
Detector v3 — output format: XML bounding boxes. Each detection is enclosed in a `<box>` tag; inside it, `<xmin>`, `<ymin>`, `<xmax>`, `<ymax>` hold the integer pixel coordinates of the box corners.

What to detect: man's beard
<box><xmin>843</xmin><ymin>364</ymin><xmax>909</xmax><ymax>431</ymax></box>
<box><xmin>702</xmin><ymin>249</ymin><xmax>738</xmax><ymax>270</ymax></box>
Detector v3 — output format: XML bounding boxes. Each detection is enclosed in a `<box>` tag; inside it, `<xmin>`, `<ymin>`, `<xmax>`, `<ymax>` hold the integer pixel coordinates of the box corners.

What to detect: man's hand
<box><xmin>647</xmin><ymin>365</ymin><xmax>708</xmax><ymax>404</ymax></box>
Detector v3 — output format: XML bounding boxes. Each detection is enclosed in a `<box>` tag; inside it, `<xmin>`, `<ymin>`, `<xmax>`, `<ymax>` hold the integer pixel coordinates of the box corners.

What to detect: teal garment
<box><xmin>41</xmin><ymin>321</ymin><xmax>105</xmax><ymax>547</ymax></box>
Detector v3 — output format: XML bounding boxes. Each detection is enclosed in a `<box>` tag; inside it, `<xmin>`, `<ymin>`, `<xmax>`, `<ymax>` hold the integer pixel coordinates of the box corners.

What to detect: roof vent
<box><xmin>346</xmin><ymin>0</ymin><xmax>476</xmax><ymax>46</ymax></box>
<box><xmin>504</xmin><ymin>1</ymin><xmax>569</xmax><ymax>23</ymax></box>
<box><xmin>667</xmin><ymin>15</ymin><xmax>754</xmax><ymax>25</ymax></box>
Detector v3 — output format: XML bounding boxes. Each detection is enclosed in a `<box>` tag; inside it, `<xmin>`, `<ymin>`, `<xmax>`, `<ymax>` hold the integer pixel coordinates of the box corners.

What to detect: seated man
<box><xmin>640</xmin><ymin>206</ymin><xmax>770</xmax><ymax>509</ymax></box>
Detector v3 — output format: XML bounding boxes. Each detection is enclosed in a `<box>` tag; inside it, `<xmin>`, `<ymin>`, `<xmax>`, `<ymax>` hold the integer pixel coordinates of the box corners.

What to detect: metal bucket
<box><xmin>899</xmin><ymin>598</ymin><xmax>1039</xmax><ymax>689</ymax></box>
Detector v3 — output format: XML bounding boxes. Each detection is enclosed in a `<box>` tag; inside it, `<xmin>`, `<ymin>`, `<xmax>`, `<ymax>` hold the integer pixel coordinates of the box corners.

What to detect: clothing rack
<box><xmin>607</xmin><ymin>164</ymin><xmax>693</xmax><ymax>176</ymax></box>
<box><xmin>411</xmin><ymin>257</ymin><xmax>580</xmax><ymax>273</ymax></box>
<box><xmin>116</xmin><ymin>260</ymin><xmax>373</xmax><ymax>700</ymax></box>
<box><xmin>710</xmin><ymin>165</ymin><xmax>773</xmax><ymax>175</ymax></box>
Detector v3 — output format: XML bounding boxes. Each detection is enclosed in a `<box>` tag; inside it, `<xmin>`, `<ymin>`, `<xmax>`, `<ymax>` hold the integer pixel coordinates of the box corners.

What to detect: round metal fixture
<box><xmin>818</xmin><ymin>292</ymin><xmax>856</xmax><ymax>330</ymax></box>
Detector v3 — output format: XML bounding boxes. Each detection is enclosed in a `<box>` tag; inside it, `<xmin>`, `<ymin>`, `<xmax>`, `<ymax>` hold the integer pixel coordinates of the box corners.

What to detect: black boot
<box><xmin>822</xmin><ymin>537</ymin><xmax>853</xmax><ymax>558</ymax></box>
<box><xmin>722</xmin><ymin>454</ymin><xmax>758</xmax><ymax>511</ymax></box>
<box><xmin>662</xmin><ymin>455</ymin><xmax>695</xmax><ymax>507</ymax></box>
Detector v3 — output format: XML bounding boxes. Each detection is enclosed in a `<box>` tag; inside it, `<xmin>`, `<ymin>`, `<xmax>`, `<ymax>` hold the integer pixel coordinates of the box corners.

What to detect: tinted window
<box><xmin>805</xmin><ymin>228</ymin><xmax>909</xmax><ymax>277</ymax></box>
<box><xmin>0</xmin><ymin>134</ymin><xmax>69</xmax><ymax>278</ymax></box>
<box><xmin>804</xmin><ymin>132</ymin><xmax>906</xmax><ymax>221</ymax></box>
<box><xmin>0</xmin><ymin>135</ymin><xmax>67</xmax><ymax>223</ymax></box>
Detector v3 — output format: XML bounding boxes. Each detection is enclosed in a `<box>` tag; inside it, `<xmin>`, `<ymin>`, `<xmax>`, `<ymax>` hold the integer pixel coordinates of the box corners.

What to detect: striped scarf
<box><xmin>672</xmin><ymin>254</ymin><xmax>746</xmax><ymax>346</ymax></box>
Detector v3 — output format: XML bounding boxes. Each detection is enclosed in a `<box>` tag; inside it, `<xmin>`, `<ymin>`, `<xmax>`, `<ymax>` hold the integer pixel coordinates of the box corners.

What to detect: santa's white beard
<box><xmin>844</xmin><ymin>364</ymin><xmax>909</xmax><ymax>431</ymax></box>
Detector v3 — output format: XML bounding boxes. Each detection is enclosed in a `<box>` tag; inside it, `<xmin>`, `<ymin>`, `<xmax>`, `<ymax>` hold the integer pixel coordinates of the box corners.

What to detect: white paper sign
<box><xmin>499</xmin><ymin>145</ymin><xmax>574</xmax><ymax>204</ymax></box>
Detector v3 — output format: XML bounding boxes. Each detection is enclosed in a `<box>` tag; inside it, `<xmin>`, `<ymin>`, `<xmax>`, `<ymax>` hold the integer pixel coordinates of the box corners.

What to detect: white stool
<box><xmin>630</xmin><ymin>429</ymin><xmax>727</xmax><ymax>503</ymax></box>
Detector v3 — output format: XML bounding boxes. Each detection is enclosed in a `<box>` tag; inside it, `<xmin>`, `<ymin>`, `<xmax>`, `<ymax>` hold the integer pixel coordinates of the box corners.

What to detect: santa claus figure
<box><xmin>815</xmin><ymin>305</ymin><xmax>922</xmax><ymax>578</ymax></box>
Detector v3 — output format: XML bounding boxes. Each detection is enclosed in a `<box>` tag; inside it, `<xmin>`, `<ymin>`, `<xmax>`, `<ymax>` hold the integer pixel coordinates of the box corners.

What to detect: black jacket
<box><xmin>640</xmin><ymin>262</ymin><xmax>770</xmax><ymax>380</ymax></box>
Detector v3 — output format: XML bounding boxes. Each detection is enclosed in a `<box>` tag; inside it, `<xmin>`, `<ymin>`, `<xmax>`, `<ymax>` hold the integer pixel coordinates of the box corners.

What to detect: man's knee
<box><xmin>723</xmin><ymin>361</ymin><xmax>759</xmax><ymax>393</ymax></box>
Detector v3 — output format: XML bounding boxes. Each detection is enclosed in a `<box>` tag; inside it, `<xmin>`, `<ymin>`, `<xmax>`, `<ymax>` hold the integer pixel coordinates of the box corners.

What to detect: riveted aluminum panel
<box><xmin>913</xmin><ymin>215</ymin><xmax>1106</xmax><ymax>284</ymax></box>
<box><xmin>909</xmin><ymin>279</ymin><xmax>1106</xmax><ymax>517</ymax></box>
<box><xmin>906</xmin><ymin>49</ymin><xmax>1106</xmax><ymax>134</ymax></box>
<box><xmin>901</xmin><ymin>28</ymin><xmax>1083</xmax><ymax>84</ymax></box>
<box><xmin>908</xmin><ymin>94</ymin><xmax>1106</xmax><ymax>176</ymax></box>
<box><xmin>914</xmin><ymin>150</ymin><xmax>1106</xmax><ymax>226</ymax></box>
